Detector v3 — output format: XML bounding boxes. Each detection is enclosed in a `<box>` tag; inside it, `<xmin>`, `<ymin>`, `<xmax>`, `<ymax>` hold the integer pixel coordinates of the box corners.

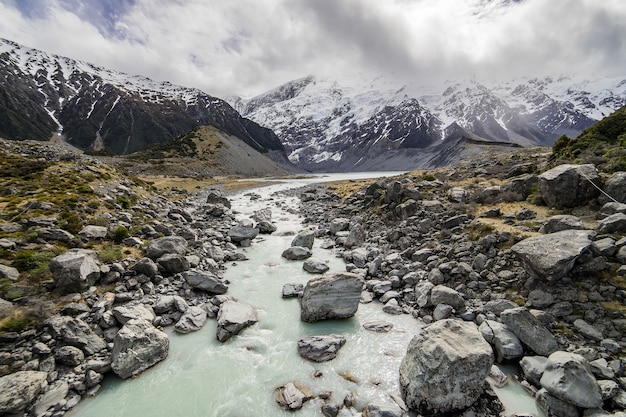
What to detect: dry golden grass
<box><xmin>325</xmin><ymin>179</ymin><xmax>377</xmax><ymax>200</ymax></box>
<box><xmin>138</xmin><ymin>175</ymin><xmax>220</xmax><ymax>194</ymax></box>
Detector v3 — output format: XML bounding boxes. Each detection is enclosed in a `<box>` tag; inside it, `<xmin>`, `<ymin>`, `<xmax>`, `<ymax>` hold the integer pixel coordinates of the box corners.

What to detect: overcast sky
<box><xmin>0</xmin><ymin>0</ymin><xmax>625</xmax><ymax>98</ymax></box>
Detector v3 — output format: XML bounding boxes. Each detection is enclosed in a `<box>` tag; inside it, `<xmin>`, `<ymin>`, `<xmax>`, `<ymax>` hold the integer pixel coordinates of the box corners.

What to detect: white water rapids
<box><xmin>68</xmin><ymin>173</ymin><xmax>543</xmax><ymax>417</ymax></box>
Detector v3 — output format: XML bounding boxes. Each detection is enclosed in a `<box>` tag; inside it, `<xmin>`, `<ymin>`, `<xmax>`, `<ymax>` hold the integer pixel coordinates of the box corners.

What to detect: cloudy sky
<box><xmin>0</xmin><ymin>0</ymin><xmax>625</xmax><ymax>98</ymax></box>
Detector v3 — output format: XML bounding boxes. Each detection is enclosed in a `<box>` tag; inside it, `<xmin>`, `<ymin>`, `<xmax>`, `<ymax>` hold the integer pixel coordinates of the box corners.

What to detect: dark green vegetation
<box><xmin>550</xmin><ymin>105</ymin><xmax>626</xmax><ymax>172</ymax></box>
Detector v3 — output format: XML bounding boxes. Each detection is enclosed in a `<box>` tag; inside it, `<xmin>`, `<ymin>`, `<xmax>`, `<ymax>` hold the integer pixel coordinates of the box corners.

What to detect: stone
<box><xmin>46</xmin><ymin>315</ymin><xmax>107</xmax><ymax>355</ymax></box>
<box><xmin>520</xmin><ymin>355</ymin><xmax>548</xmax><ymax>386</ymax></box>
<box><xmin>539</xmin><ymin>215</ymin><xmax>585</xmax><ymax>234</ymax></box>
<box><xmin>448</xmin><ymin>187</ymin><xmax>468</xmax><ymax>203</ymax></box>
<box><xmin>49</xmin><ymin>249</ymin><xmax>101</xmax><ymax>293</ymax></box>
<box><xmin>36</xmin><ymin>227</ymin><xmax>74</xmax><ymax>243</ymax></box>
<box><xmin>362</xmin><ymin>401</ymin><xmax>403</xmax><ymax>417</ymax></box>
<box><xmin>216</xmin><ymin>300</ymin><xmax>258</xmax><ymax>342</ymax></box>
<box><xmin>112</xmin><ymin>304</ymin><xmax>156</xmax><ymax>325</ymax></box>
<box><xmin>540</xmin><ymin>351</ymin><xmax>603</xmax><ymax>409</ymax></box>
<box><xmin>598</xmin><ymin>213</ymin><xmax>626</xmax><ymax>234</ymax></box>
<box><xmin>145</xmin><ymin>236</ymin><xmax>188</xmax><ymax>260</ymax></box>
<box><xmin>78</xmin><ymin>225</ymin><xmax>108</xmax><ymax>240</ymax></box>
<box><xmin>345</xmin><ymin>224</ymin><xmax>366</xmax><ymax>249</ymax></box>
<box><xmin>183</xmin><ymin>270</ymin><xmax>228</xmax><ymax>294</ymax></box>
<box><xmin>479</xmin><ymin>320</ymin><xmax>524</xmax><ymax>362</ymax></box>
<box><xmin>206</xmin><ymin>190</ymin><xmax>231</xmax><ymax>208</ymax></box>
<box><xmin>433</xmin><ymin>303</ymin><xmax>454</xmax><ymax>320</ymax></box>
<box><xmin>111</xmin><ymin>318</ymin><xmax>169</xmax><ymax>379</ymax></box>
<box><xmin>55</xmin><ymin>345</ymin><xmax>84</xmax><ymax>366</ymax></box>
<box><xmin>228</xmin><ymin>225</ymin><xmax>259</xmax><ymax>244</ymax></box>
<box><xmin>527</xmin><ymin>289</ymin><xmax>555</xmax><ymax>309</ymax></box>
<box><xmin>539</xmin><ymin>164</ymin><xmax>601</xmax><ymax>209</ymax></box>
<box><xmin>156</xmin><ymin>253</ymin><xmax>190</xmax><ymax>275</ymax></box>
<box><xmin>129</xmin><ymin>257</ymin><xmax>159</xmax><ymax>278</ymax></box>
<box><xmin>535</xmin><ymin>388</ymin><xmax>579</xmax><ymax>417</ymax></box>
<box><xmin>282</xmin><ymin>283</ymin><xmax>304</xmax><ymax>298</ymax></box>
<box><xmin>330</xmin><ymin>218</ymin><xmax>350</xmax><ymax>234</ymax></box>
<box><xmin>599</xmin><ymin>171</ymin><xmax>626</xmax><ymax>204</ymax></box>
<box><xmin>0</xmin><ymin>264</ymin><xmax>19</xmax><ymax>281</ymax></box>
<box><xmin>34</xmin><ymin>380</ymin><xmax>69</xmax><ymax>416</ymax></box>
<box><xmin>303</xmin><ymin>259</ymin><xmax>330</xmax><ymax>274</ymax></box>
<box><xmin>430</xmin><ymin>285</ymin><xmax>465</xmax><ymax>310</ymax></box>
<box><xmin>510</xmin><ymin>230</ymin><xmax>595</xmax><ymax>281</ymax></box>
<box><xmin>282</xmin><ymin>246</ymin><xmax>313</xmax><ymax>260</ymax></box>
<box><xmin>500</xmin><ymin>307</ymin><xmax>558</xmax><ymax>356</ymax></box>
<box><xmin>574</xmin><ymin>319</ymin><xmax>604</xmax><ymax>341</ymax></box>
<box><xmin>399</xmin><ymin>319</ymin><xmax>493</xmax><ymax>415</ymax></box>
<box><xmin>174</xmin><ymin>306</ymin><xmax>208</xmax><ymax>333</ymax></box>
<box><xmin>275</xmin><ymin>382</ymin><xmax>311</xmax><ymax>410</ymax></box>
<box><xmin>363</xmin><ymin>320</ymin><xmax>393</xmax><ymax>333</ymax></box>
<box><xmin>256</xmin><ymin>221</ymin><xmax>277</xmax><ymax>234</ymax></box>
<box><xmin>297</xmin><ymin>334</ymin><xmax>346</xmax><ymax>362</ymax></box>
<box><xmin>153</xmin><ymin>295</ymin><xmax>189</xmax><ymax>314</ymax></box>
<box><xmin>300</xmin><ymin>272</ymin><xmax>362</xmax><ymax>322</ymax></box>
<box><xmin>0</xmin><ymin>371</ymin><xmax>48</xmax><ymax>414</ymax></box>
<box><xmin>292</xmin><ymin>229</ymin><xmax>315</xmax><ymax>249</ymax></box>
<box><xmin>382</xmin><ymin>298</ymin><xmax>403</xmax><ymax>315</ymax></box>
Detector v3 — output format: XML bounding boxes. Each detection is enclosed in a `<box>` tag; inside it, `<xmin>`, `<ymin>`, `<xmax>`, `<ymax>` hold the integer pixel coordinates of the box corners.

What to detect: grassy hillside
<box><xmin>550</xmin><ymin>105</ymin><xmax>626</xmax><ymax>172</ymax></box>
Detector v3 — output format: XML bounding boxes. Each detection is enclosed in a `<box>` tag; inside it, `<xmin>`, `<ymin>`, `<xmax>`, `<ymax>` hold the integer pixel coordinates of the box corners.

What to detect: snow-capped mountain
<box><xmin>233</xmin><ymin>74</ymin><xmax>626</xmax><ymax>171</ymax></box>
<box><xmin>0</xmin><ymin>38</ymin><xmax>285</xmax><ymax>156</ymax></box>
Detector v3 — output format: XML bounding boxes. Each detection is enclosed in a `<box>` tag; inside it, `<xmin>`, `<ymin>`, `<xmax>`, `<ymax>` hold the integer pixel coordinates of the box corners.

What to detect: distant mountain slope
<box><xmin>233</xmin><ymin>75</ymin><xmax>626</xmax><ymax>171</ymax></box>
<box><xmin>0</xmin><ymin>38</ymin><xmax>286</xmax><ymax>158</ymax></box>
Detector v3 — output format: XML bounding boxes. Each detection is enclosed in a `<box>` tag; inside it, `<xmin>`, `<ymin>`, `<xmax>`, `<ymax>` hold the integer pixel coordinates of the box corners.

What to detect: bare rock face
<box><xmin>300</xmin><ymin>272</ymin><xmax>363</xmax><ymax>322</ymax></box>
<box><xmin>0</xmin><ymin>371</ymin><xmax>48</xmax><ymax>414</ymax></box>
<box><xmin>538</xmin><ymin>164</ymin><xmax>601</xmax><ymax>209</ymax></box>
<box><xmin>216</xmin><ymin>301</ymin><xmax>258</xmax><ymax>342</ymax></box>
<box><xmin>49</xmin><ymin>248</ymin><xmax>101</xmax><ymax>293</ymax></box>
<box><xmin>510</xmin><ymin>230</ymin><xmax>595</xmax><ymax>281</ymax></box>
<box><xmin>111</xmin><ymin>318</ymin><xmax>169</xmax><ymax>379</ymax></box>
<box><xmin>539</xmin><ymin>351</ymin><xmax>603</xmax><ymax>409</ymax></box>
<box><xmin>399</xmin><ymin>319</ymin><xmax>493</xmax><ymax>415</ymax></box>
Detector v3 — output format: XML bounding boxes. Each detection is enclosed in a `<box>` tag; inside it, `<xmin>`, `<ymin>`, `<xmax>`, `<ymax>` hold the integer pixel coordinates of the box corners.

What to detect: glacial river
<box><xmin>68</xmin><ymin>173</ymin><xmax>543</xmax><ymax>417</ymax></box>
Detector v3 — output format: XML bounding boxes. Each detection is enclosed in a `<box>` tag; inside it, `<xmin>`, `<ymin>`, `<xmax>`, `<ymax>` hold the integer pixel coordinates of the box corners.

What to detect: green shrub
<box><xmin>99</xmin><ymin>243</ymin><xmax>124</xmax><ymax>262</ymax></box>
<box><xmin>60</xmin><ymin>212</ymin><xmax>83</xmax><ymax>234</ymax></box>
<box><xmin>113</xmin><ymin>226</ymin><xmax>130</xmax><ymax>244</ymax></box>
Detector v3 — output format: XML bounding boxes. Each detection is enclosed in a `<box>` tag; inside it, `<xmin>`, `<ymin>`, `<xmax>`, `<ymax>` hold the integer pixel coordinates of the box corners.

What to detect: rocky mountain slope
<box><xmin>233</xmin><ymin>74</ymin><xmax>626</xmax><ymax>171</ymax></box>
<box><xmin>0</xmin><ymin>38</ymin><xmax>286</xmax><ymax>158</ymax></box>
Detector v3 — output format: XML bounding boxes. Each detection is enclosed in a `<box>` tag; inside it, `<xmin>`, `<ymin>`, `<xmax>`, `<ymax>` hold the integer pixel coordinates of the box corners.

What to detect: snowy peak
<box><xmin>0</xmin><ymin>37</ymin><xmax>285</xmax><ymax>156</ymax></box>
<box><xmin>236</xmin><ymin>74</ymin><xmax>626</xmax><ymax>171</ymax></box>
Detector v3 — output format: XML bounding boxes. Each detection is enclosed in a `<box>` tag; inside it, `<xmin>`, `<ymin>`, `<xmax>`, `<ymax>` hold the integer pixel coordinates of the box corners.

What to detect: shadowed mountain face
<box><xmin>0</xmin><ymin>38</ymin><xmax>285</xmax><ymax>157</ymax></box>
<box><xmin>233</xmin><ymin>75</ymin><xmax>626</xmax><ymax>171</ymax></box>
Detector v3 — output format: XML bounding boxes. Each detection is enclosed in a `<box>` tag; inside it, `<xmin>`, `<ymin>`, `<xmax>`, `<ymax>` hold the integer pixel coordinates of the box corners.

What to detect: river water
<box><xmin>68</xmin><ymin>173</ymin><xmax>543</xmax><ymax>417</ymax></box>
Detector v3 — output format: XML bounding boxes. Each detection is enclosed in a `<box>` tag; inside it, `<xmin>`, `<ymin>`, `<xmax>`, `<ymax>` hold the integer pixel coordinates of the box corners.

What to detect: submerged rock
<box><xmin>399</xmin><ymin>319</ymin><xmax>493</xmax><ymax>415</ymax></box>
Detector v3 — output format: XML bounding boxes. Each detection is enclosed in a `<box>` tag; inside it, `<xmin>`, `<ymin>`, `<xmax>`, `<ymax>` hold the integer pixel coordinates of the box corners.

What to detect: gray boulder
<box><xmin>145</xmin><ymin>236</ymin><xmax>188</xmax><ymax>260</ymax></box>
<box><xmin>500</xmin><ymin>307</ymin><xmax>558</xmax><ymax>356</ymax></box>
<box><xmin>216</xmin><ymin>300</ymin><xmax>258</xmax><ymax>342</ymax></box>
<box><xmin>510</xmin><ymin>230</ymin><xmax>595</xmax><ymax>281</ymax></box>
<box><xmin>111</xmin><ymin>318</ymin><xmax>169</xmax><ymax>379</ymax></box>
<box><xmin>227</xmin><ymin>225</ymin><xmax>259</xmax><ymax>244</ymax></box>
<box><xmin>282</xmin><ymin>283</ymin><xmax>304</xmax><ymax>298</ymax></box>
<box><xmin>535</xmin><ymin>388</ymin><xmax>579</xmax><ymax>417</ymax></box>
<box><xmin>573</xmin><ymin>319</ymin><xmax>603</xmax><ymax>341</ymax></box>
<box><xmin>362</xmin><ymin>401</ymin><xmax>403</xmax><ymax>417</ymax></box>
<box><xmin>112</xmin><ymin>304</ymin><xmax>156</xmax><ymax>325</ymax></box>
<box><xmin>399</xmin><ymin>319</ymin><xmax>493</xmax><ymax>415</ymax></box>
<box><xmin>430</xmin><ymin>285</ymin><xmax>465</xmax><ymax>310</ymax></box>
<box><xmin>55</xmin><ymin>345</ymin><xmax>85</xmax><ymax>367</ymax></box>
<box><xmin>0</xmin><ymin>298</ymin><xmax>13</xmax><ymax>319</ymax></box>
<box><xmin>153</xmin><ymin>295</ymin><xmax>189</xmax><ymax>314</ymax></box>
<box><xmin>0</xmin><ymin>371</ymin><xmax>48</xmax><ymax>414</ymax></box>
<box><xmin>598</xmin><ymin>213</ymin><xmax>626</xmax><ymax>233</ymax></box>
<box><xmin>156</xmin><ymin>253</ymin><xmax>190</xmax><ymax>275</ymax></box>
<box><xmin>520</xmin><ymin>355</ymin><xmax>548</xmax><ymax>386</ymax></box>
<box><xmin>329</xmin><ymin>218</ymin><xmax>350</xmax><ymax>235</ymax></box>
<box><xmin>539</xmin><ymin>164</ymin><xmax>601</xmax><ymax>209</ymax></box>
<box><xmin>303</xmin><ymin>260</ymin><xmax>329</xmax><ymax>274</ymax></box>
<box><xmin>300</xmin><ymin>272</ymin><xmax>363</xmax><ymax>322</ymax></box>
<box><xmin>129</xmin><ymin>257</ymin><xmax>158</xmax><ymax>278</ymax></box>
<box><xmin>0</xmin><ymin>264</ymin><xmax>19</xmax><ymax>282</ymax></box>
<box><xmin>599</xmin><ymin>171</ymin><xmax>626</xmax><ymax>204</ymax></box>
<box><xmin>540</xmin><ymin>351</ymin><xmax>603</xmax><ymax>409</ymax></box>
<box><xmin>479</xmin><ymin>320</ymin><xmax>524</xmax><ymax>362</ymax></box>
<box><xmin>49</xmin><ymin>248</ymin><xmax>101</xmax><ymax>293</ymax></box>
<box><xmin>174</xmin><ymin>306</ymin><xmax>208</xmax><ymax>333</ymax></box>
<box><xmin>282</xmin><ymin>246</ymin><xmax>312</xmax><ymax>260</ymax></box>
<box><xmin>183</xmin><ymin>270</ymin><xmax>228</xmax><ymax>294</ymax></box>
<box><xmin>257</xmin><ymin>220</ymin><xmax>277</xmax><ymax>234</ymax></box>
<box><xmin>275</xmin><ymin>382</ymin><xmax>311</xmax><ymax>410</ymax></box>
<box><xmin>363</xmin><ymin>320</ymin><xmax>393</xmax><ymax>333</ymax></box>
<box><xmin>291</xmin><ymin>229</ymin><xmax>315</xmax><ymax>249</ymax></box>
<box><xmin>205</xmin><ymin>190</ymin><xmax>231</xmax><ymax>208</ymax></box>
<box><xmin>539</xmin><ymin>215</ymin><xmax>584</xmax><ymax>234</ymax></box>
<box><xmin>46</xmin><ymin>315</ymin><xmax>107</xmax><ymax>355</ymax></box>
<box><xmin>297</xmin><ymin>334</ymin><xmax>346</xmax><ymax>362</ymax></box>
<box><xmin>345</xmin><ymin>224</ymin><xmax>366</xmax><ymax>249</ymax></box>
<box><xmin>36</xmin><ymin>227</ymin><xmax>74</xmax><ymax>243</ymax></box>
<box><xmin>78</xmin><ymin>225</ymin><xmax>108</xmax><ymax>241</ymax></box>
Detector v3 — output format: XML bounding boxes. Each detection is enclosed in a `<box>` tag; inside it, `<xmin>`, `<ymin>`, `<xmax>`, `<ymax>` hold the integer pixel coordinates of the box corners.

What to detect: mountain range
<box><xmin>0</xmin><ymin>37</ymin><xmax>625</xmax><ymax>173</ymax></box>
<box><xmin>0</xmin><ymin>38</ymin><xmax>285</xmax><ymax>160</ymax></box>
<box><xmin>232</xmin><ymin>74</ymin><xmax>626</xmax><ymax>171</ymax></box>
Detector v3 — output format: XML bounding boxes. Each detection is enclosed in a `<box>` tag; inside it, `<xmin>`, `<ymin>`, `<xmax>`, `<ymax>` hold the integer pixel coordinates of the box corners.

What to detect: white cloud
<box><xmin>0</xmin><ymin>0</ymin><xmax>624</xmax><ymax>98</ymax></box>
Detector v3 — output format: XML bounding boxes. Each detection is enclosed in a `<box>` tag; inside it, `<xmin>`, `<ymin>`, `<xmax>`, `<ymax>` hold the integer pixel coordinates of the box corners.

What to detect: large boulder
<box><xmin>205</xmin><ymin>190</ymin><xmax>231</xmax><ymax>208</ymax></box>
<box><xmin>539</xmin><ymin>215</ymin><xmax>584</xmax><ymax>234</ymax></box>
<box><xmin>156</xmin><ymin>253</ymin><xmax>190</xmax><ymax>275</ymax></box>
<box><xmin>297</xmin><ymin>334</ymin><xmax>346</xmax><ymax>362</ymax></box>
<box><xmin>46</xmin><ymin>315</ymin><xmax>107</xmax><ymax>355</ymax></box>
<box><xmin>399</xmin><ymin>319</ymin><xmax>493</xmax><ymax>415</ymax></box>
<box><xmin>111</xmin><ymin>318</ymin><xmax>169</xmax><ymax>379</ymax></box>
<box><xmin>112</xmin><ymin>304</ymin><xmax>156</xmax><ymax>325</ymax></box>
<box><xmin>0</xmin><ymin>371</ymin><xmax>48</xmax><ymax>414</ymax></box>
<box><xmin>598</xmin><ymin>213</ymin><xmax>626</xmax><ymax>234</ymax></box>
<box><xmin>49</xmin><ymin>249</ymin><xmax>101</xmax><ymax>293</ymax></box>
<box><xmin>129</xmin><ymin>257</ymin><xmax>159</xmax><ymax>278</ymax></box>
<box><xmin>430</xmin><ymin>285</ymin><xmax>465</xmax><ymax>310</ymax></box>
<box><xmin>145</xmin><ymin>236</ymin><xmax>188</xmax><ymax>260</ymax></box>
<box><xmin>182</xmin><ymin>270</ymin><xmax>228</xmax><ymax>294</ymax></box>
<box><xmin>539</xmin><ymin>164</ymin><xmax>601</xmax><ymax>209</ymax></box>
<box><xmin>510</xmin><ymin>230</ymin><xmax>595</xmax><ymax>281</ymax></box>
<box><xmin>227</xmin><ymin>225</ymin><xmax>259</xmax><ymax>244</ymax></box>
<box><xmin>599</xmin><ymin>171</ymin><xmax>626</xmax><ymax>204</ymax></box>
<box><xmin>174</xmin><ymin>306</ymin><xmax>208</xmax><ymax>333</ymax></box>
<box><xmin>300</xmin><ymin>272</ymin><xmax>363</xmax><ymax>322</ymax></box>
<box><xmin>216</xmin><ymin>301</ymin><xmax>258</xmax><ymax>342</ymax></box>
<box><xmin>500</xmin><ymin>308</ymin><xmax>558</xmax><ymax>356</ymax></box>
<box><xmin>78</xmin><ymin>225</ymin><xmax>108</xmax><ymax>241</ymax></box>
<box><xmin>282</xmin><ymin>246</ymin><xmax>312</xmax><ymax>260</ymax></box>
<box><xmin>539</xmin><ymin>351</ymin><xmax>603</xmax><ymax>409</ymax></box>
<box><xmin>291</xmin><ymin>229</ymin><xmax>315</xmax><ymax>249</ymax></box>
<box><xmin>479</xmin><ymin>320</ymin><xmax>524</xmax><ymax>362</ymax></box>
